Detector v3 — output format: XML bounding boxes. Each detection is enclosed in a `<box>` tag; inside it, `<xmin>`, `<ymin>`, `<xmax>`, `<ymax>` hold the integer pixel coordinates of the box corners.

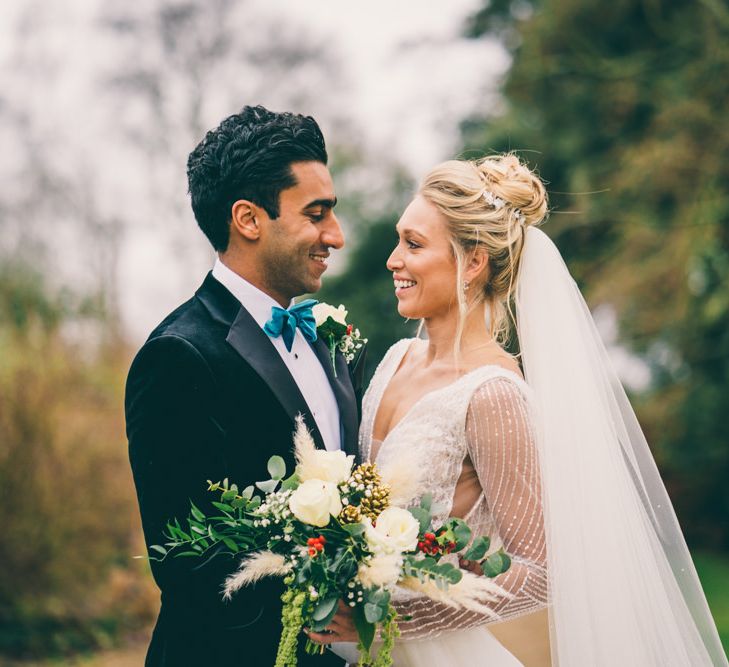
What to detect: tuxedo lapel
<box><xmin>310</xmin><ymin>338</ymin><xmax>360</xmax><ymax>460</ymax></box>
<box><xmin>226</xmin><ymin>307</ymin><xmax>328</xmax><ymax>451</ymax></box>
<box><xmin>196</xmin><ymin>273</ymin><xmax>327</xmax><ymax>451</ymax></box>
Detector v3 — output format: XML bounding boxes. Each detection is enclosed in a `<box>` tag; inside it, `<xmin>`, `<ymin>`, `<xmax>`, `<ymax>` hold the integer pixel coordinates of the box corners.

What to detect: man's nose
<box><xmin>322</xmin><ymin>213</ymin><xmax>344</xmax><ymax>249</ymax></box>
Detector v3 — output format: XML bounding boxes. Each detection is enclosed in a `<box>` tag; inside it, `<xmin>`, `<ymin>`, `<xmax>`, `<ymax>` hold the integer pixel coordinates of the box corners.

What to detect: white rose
<box><xmin>313</xmin><ymin>303</ymin><xmax>348</xmax><ymax>327</ymax></box>
<box><xmin>358</xmin><ymin>553</ymin><xmax>403</xmax><ymax>590</ymax></box>
<box><xmin>364</xmin><ymin>507</ymin><xmax>420</xmax><ymax>554</ymax></box>
<box><xmin>288</xmin><ymin>479</ymin><xmax>342</xmax><ymax>527</ymax></box>
<box><xmin>297</xmin><ymin>449</ymin><xmax>354</xmax><ymax>485</ymax></box>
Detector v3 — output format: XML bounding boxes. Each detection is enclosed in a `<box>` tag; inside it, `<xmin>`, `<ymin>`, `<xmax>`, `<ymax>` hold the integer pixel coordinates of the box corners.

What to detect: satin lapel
<box><xmin>225</xmin><ymin>303</ymin><xmax>327</xmax><ymax>451</ymax></box>
<box><xmin>311</xmin><ymin>337</ymin><xmax>360</xmax><ymax>460</ymax></box>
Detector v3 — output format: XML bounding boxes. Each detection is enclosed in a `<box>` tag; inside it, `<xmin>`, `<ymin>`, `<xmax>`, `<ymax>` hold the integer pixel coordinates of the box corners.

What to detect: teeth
<box><xmin>310</xmin><ymin>255</ymin><xmax>327</xmax><ymax>263</ymax></box>
<box><xmin>394</xmin><ymin>280</ymin><xmax>416</xmax><ymax>289</ymax></box>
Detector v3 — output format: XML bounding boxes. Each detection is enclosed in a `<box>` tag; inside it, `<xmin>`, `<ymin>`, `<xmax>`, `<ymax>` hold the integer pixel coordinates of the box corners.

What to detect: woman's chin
<box><xmin>396</xmin><ymin>302</ymin><xmax>422</xmax><ymax>320</ymax></box>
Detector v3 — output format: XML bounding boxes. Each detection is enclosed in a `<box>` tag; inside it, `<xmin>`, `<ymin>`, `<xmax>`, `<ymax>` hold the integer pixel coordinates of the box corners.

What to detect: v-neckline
<box><xmin>368</xmin><ymin>339</ymin><xmax>526</xmax><ymax>457</ymax></box>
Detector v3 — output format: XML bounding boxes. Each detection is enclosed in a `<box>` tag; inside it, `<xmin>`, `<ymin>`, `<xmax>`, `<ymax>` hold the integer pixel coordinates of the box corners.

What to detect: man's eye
<box><xmin>308</xmin><ymin>212</ymin><xmax>325</xmax><ymax>222</ymax></box>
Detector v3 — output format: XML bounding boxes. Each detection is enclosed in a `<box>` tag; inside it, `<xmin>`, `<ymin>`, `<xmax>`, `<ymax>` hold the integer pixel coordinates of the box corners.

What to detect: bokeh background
<box><xmin>1</xmin><ymin>0</ymin><xmax>727</xmax><ymax>664</ymax></box>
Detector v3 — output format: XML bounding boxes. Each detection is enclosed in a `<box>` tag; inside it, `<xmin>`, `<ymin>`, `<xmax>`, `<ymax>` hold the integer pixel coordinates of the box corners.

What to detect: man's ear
<box><xmin>231</xmin><ymin>200</ymin><xmax>260</xmax><ymax>241</ymax></box>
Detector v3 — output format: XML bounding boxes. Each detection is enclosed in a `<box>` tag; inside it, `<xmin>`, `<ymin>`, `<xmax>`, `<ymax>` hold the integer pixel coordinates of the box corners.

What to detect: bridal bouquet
<box><xmin>150</xmin><ymin>417</ymin><xmax>511</xmax><ymax>667</ymax></box>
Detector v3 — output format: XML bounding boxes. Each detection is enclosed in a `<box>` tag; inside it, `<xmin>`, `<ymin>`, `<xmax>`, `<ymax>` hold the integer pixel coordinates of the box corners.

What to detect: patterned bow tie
<box><xmin>263</xmin><ymin>299</ymin><xmax>318</xmax><ymax>352</ymax></box>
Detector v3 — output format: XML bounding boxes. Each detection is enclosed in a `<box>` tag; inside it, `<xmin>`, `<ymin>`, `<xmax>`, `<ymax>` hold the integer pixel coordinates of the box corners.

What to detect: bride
<box><xmin>307</xmin><ymin>154</ymin><xmax>728</xmax><ymax>666</ymax></box>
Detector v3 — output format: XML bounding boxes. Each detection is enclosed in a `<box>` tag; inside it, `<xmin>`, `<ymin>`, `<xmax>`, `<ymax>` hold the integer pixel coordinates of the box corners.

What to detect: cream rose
<box><xmin>358</xmin><ymin>553</ymin><xmax>403</xmax><ymax>590</ymax></box>
<box><xmin>288</xmin><ymin>479</ymin><xmax>342</xmax><ymax>527</ymax></box>
<box><xmin>312</xmin><ymin>303</ymin><xmax>348</xmax><ymax>327</ymax></box>
<box><xmin>297</xmin><ymin>449</ymin><xmax>354</xmax><ymax>485</ymax></box>
<box><xmin>364</xmin><ymin>507</ymin><xmax>420</xmax><ymax>554</ymax></box>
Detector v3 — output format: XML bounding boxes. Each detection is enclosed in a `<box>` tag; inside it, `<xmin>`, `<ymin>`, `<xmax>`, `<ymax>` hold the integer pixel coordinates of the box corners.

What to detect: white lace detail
<box><xmin>360</xmin><ymin>339</ymin><xmax>548</xmax><ymax>640</ymax></box>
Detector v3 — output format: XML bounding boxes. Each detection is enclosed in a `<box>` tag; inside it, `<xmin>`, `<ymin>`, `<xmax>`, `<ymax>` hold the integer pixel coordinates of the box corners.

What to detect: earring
<box><xmin>463</xmin><ymin>281</ymin><xmax>470</xmax><ymax>292</ymax></box>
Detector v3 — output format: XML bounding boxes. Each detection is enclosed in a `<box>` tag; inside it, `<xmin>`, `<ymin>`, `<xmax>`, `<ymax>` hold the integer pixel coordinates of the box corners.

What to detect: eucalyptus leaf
<box><xmin>364</xmin><ymin>602</ymin><xmax>384</xmax><ymax>624</ymax></box>
<box><xmin>481</xmin><ymin>550</ymin><xmax>511</xmax><ymax>577</ymax></box>
<box><xmin>255</xmin><ymin>479</ymin><xmax>279</xmax><ymax>494</ymax></box>
<box><xmin>408</xmin><ymin>507</ymin><xmax>431</xmax><ymax>533</ymax></box>
<box><xmin>419</xmin><ymin>493</ymin><xmax>433</xmax><ymax>512</ymax></box>
<box><xmin>267</xmin><ymin>455</ymin><xmax>286</xmax><ymax>480</ymax></box>
<box><xmin>150</xmin><ymin>545</ymin><xmax>167</xmax><ymax>556</ymax></box>
<box><xmin>312</xmin><ymin>597</ymin><xmax>339</xmax><ymax>622</ymax></box>
<box><xmin>280</xmin><ymin>473</ymin><xmax>300</xmax><ymax>492</ymax></box>
<box><xmin>463</xmin><ymin>536</ymin><xmax>491</xmax><ymax>561</ymax></box>
<box><xmin>241</xmin><ymin>485</ymin><xmax>255</xmax><ymax>500</ymax></box>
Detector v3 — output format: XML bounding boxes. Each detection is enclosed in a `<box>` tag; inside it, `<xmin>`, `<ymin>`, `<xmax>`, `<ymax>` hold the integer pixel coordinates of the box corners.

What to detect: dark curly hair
<box><xmin>186</xmin><ymin>105</ymin><xmax>328</xmax><ymax>251</ymax></box>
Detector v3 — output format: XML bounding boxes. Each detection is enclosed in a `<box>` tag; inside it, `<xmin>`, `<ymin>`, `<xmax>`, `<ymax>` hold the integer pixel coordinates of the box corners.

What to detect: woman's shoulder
<box><xmin>464</xmin><ymin>362</ymin><xmax>533</xmax><ymax>409</ymax></box>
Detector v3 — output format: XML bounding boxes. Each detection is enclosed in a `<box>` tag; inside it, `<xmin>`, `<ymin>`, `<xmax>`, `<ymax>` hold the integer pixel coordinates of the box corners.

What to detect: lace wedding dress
<box><xmin>359</xmin><ymin>338</ymin><xmax>550</xmax><ymax>667</ymax></box>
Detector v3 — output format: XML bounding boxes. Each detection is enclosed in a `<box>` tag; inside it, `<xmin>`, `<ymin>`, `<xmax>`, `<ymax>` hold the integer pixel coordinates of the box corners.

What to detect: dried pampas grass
<box><xmin>377</xmin><ymin>447</ymin><xmax>429</xmax><ymax>507</ymax></box>
<box><xmin>223</xmin><ymin>551</ymin><xmax>292</xmax><ymax>600</ymax></box>
<box><xmin>293</xmin><ymin>414</ymin><xmax>318</xmax><ymax>470</ymax></box>
<box><xmin>397</xmin><ymin>570</ymin><xmax>512</xmax><ymax>621</ymax></box>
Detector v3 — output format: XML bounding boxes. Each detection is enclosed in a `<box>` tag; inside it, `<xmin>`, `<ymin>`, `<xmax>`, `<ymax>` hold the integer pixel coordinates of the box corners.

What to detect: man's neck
<box><xmin>217</xmin><ymin>252</ymin><xmax>290</xmax><ymax>307</ymax></box>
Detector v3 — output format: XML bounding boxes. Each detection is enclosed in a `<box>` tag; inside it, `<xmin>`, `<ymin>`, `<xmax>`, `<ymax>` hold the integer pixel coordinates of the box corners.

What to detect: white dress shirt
<box><xmin>212</xmin><ymin>258</ymin><xmax>342</xmax><ymax>451</ymax></box>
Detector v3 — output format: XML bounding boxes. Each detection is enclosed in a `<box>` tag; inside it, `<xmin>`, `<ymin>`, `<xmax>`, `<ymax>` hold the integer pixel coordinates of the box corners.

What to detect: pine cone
<box><xmin>339</xmin><ymin>505</ymin><xmax>362</xmax><ymax>524</ymax></box>
<box><xmin>351</xmin><ymin>462</ymin><xmax>382</xmax><ymax>487</ymax></box>
<box><xmin>360</xmin><ymin>485</ymin><xmax>391</xmax><ymax>520</ymax></box>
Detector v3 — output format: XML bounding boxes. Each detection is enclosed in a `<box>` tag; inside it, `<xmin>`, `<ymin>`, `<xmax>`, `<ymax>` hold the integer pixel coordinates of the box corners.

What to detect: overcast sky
<box><xmin>0</xmin><ymin>0</ymin><xmax>508</xmax><ymax>340</ymax></box>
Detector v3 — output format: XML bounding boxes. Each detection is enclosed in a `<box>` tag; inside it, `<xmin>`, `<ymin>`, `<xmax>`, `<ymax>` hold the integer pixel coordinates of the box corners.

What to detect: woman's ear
<box><xmin>465</xmin><ymin>247</ymin><xmax>490</xmax><ymax>286</ymax></box>
<box><xmin>230</xmin><ymin>200</ymin><xmax>260</xmax><ymax>241</ymax></box>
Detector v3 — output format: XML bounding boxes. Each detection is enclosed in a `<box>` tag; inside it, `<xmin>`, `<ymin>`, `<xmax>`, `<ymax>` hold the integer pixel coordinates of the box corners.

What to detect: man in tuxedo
<box><xmin>126</xmin><ymin>106</ymin><xmax>363</xmax><ymax>666</ymax></box>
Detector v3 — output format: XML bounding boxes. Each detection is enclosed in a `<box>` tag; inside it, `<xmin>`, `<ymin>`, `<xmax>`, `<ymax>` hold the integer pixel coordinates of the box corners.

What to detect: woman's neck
<box><xmin>422</xmin><ymin>301</ymin><xmax>494</xmax><ymax>366</ymax></box>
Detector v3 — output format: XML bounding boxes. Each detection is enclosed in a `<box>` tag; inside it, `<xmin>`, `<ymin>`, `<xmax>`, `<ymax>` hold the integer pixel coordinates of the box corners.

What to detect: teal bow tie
<box><xmin>263</xmin><ymin>299</ymin><xmax>318</xmax><ymax>352</ymax></box>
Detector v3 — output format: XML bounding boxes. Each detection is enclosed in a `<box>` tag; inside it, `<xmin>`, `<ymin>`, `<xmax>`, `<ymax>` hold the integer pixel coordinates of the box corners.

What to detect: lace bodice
<box><xmin>360</xmin><ymin>339</ymin><xmax>548</xmax><ymax>640</ymax></box>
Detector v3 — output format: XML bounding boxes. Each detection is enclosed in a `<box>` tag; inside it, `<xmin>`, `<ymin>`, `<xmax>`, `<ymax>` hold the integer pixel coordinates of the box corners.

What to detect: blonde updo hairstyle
<box><xmin>419</xmin><ymin>154</ymin><xmax>548</xmax><ymax>355</ymax></box>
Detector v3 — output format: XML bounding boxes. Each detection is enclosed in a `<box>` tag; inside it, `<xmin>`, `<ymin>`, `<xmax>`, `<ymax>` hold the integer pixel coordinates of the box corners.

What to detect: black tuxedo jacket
<box><xmin>126</xmin><ymin>273</ymin><xmax>363</xmax><ymax>666</ymax></box>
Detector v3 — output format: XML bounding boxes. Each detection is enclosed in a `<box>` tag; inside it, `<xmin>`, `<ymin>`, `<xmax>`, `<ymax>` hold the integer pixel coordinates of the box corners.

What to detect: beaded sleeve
<box><xmin>393</xmin><ymin>377</ymin><xmax>548</xmax><ymax>639</ymax></box>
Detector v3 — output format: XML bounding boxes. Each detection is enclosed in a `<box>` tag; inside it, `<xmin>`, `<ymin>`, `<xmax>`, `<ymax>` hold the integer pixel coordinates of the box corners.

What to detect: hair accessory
<box><xmin>482</xmin><ymin>189</ymin><xmax>526</xmax><ymax>226</ymax></box>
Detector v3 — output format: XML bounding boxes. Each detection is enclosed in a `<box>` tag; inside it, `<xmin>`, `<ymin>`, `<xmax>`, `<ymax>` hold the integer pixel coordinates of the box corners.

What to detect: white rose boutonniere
<box><xmin>311</xmin><ymin>302</ymin><xmax>366</xmax><ymax>376</ymax></box>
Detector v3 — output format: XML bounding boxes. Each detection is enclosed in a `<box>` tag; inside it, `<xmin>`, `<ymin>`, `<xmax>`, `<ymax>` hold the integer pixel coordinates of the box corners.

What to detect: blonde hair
<box><xmin>419</xmin><ymin>153</ymin><xmax>548</xmax><ymax>356</ymax></box>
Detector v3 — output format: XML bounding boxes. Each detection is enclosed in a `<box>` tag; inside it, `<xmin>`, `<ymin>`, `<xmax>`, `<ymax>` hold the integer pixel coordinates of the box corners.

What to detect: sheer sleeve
<box><xmin>394</xmin><ymin>377</ymin><xmax>548</xmax><ymax>639</ymax></box>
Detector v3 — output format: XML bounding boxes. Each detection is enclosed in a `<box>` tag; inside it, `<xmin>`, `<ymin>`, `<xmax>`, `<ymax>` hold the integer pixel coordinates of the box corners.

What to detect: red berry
<box><xmin>308</xmin><ymin>547</ymin><xmax>317</xmax><ymax>556</ymax></box>
<box><xmin>424</xmin><ymin>532</ymin><xmax>435</xmax><ymax>541</ymax></box>
<box><xmin>318</xmin><ymin>536</ymin><xmax>326</xmax><ymax>545</ymax></box>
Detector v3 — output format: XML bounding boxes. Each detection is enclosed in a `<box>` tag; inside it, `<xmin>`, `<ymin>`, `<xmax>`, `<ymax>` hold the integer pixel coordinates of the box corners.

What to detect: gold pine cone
<box><xmin>352</xmin><ymin>462</ymin><xmax>382</xmax><ymax>487</ymax></box>
<box><xmin>339</xmin><ymin>505</ymin><xmax>362</xmax><ymax>524</ymax></box>
<box><xmin>360</xmin><ymin>486</ymin><xmax>391</xmax><ymax>520</ymax></box>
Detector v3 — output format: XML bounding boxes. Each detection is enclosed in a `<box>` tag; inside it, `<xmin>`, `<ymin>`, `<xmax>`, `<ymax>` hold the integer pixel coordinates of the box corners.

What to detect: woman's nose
<box><xmin>386</xmin><ymin>245</ymin><xmax>403</xmax><ymax>271</ymax></box>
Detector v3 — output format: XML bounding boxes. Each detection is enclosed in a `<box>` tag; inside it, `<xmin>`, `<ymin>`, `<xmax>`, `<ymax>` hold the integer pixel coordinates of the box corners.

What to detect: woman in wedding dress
<box><xmin>310</xmin><ymin>154</ymin><xmax>727</xmax><ymax>666</ymax></box>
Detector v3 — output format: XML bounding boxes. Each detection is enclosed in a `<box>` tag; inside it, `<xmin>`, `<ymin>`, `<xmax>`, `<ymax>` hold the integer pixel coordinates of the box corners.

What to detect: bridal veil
<box><xmin>515</xmin><ymin>227</ymin><xmax>727</xmax><ymax>666</ymax></box>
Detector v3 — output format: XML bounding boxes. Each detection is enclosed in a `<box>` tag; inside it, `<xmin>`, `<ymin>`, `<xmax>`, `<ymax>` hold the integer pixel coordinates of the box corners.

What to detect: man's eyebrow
<box><xmin>302</xmin><ymin>197</ymin><xmax>337</xmax><ymax>210</ymax></box>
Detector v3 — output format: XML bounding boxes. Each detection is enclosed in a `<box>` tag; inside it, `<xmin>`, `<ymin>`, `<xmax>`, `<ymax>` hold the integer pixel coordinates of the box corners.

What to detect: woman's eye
<box><xmin>406</xmin><ymin>239</ymin><xmax>420</xmax><ymax>249</ymax></box>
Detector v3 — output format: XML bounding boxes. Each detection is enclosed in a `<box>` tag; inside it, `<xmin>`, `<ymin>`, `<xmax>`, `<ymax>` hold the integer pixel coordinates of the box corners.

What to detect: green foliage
<box><xmin>0</xmin><ymin>265</ymin><xmax>156</xmax><ymax>658</ymax></box>
<box><xmin>694</xmin><ymin>551</ymin><xmax>729</xmax><ymax>652</ymax></box>
<box><xmin>463</xmin><ymin>0</ymin><xmax>729</xmax><ymax>550</ymax></box>
<box><xmin>317</xmin><ymin>216</ymin><xmax>419</xmax><ymax>378</ymax></box>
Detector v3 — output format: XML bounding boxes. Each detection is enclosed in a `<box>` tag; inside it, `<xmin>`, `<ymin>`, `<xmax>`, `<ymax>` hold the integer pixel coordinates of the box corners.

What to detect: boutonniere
<box><xmin>312</xmin><ymin>303</ymin><xmax>366</xmax><ymax>376</ymax></box>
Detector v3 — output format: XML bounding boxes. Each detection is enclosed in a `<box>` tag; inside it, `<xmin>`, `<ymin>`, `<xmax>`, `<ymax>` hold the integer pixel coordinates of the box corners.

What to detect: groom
<box><xmin>126</xmin><ymin>106</ymin><xmax>362</xmax><ymax>666</ymax></box>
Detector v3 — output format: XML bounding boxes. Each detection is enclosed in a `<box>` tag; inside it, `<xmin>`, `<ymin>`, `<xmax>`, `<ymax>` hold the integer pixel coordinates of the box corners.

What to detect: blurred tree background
<box><xmin>1</xmin><ymin>0</ymin><xmax>728</xmax><ymax>662</ymax></box>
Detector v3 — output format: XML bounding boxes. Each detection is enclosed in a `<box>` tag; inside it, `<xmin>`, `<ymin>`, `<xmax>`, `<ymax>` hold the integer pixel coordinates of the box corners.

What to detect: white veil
<box><xmin>515</xmin><ymin>227</ymin><xmax>727</xmax><ymax>666</ymax></box>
